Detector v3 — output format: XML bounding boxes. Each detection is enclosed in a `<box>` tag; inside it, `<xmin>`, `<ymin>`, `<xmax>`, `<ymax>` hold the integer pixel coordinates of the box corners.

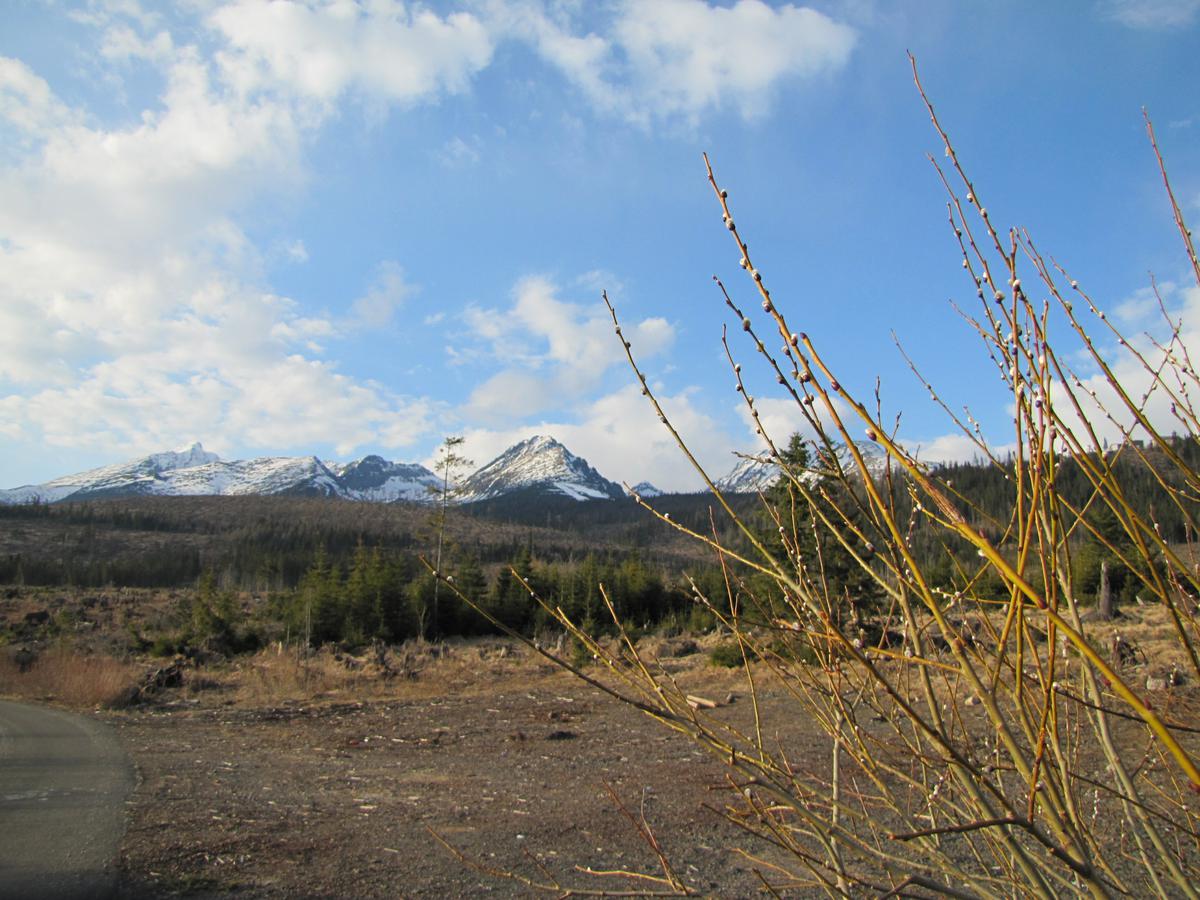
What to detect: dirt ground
<box><xmin>8</xmin><ymin>603</ymin><xmax>1197</xmax><ymax>897</ymax></box>
<box><xmin>105</xmin><ymin>645</ymin><xmax>813</xmax><ymax>898</ymax></box>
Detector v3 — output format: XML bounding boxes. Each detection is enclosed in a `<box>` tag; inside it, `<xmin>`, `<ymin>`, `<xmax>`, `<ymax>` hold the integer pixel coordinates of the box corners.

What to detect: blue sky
<box><xmin>1</xmin><ymin>0</ymin><xmax>1197</xmax><ymax>492</ymax></box>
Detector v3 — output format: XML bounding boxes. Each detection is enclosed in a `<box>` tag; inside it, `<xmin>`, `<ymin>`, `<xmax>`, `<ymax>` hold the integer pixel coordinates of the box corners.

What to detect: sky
<box><xmin>1</xmin><ymin>0</ymin><xmax>1198</xmax><ymax>493</ymax></box>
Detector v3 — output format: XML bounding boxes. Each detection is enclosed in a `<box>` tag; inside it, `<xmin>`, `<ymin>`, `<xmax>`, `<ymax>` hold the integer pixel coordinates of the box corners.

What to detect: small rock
<box><xmin>1145</xmin><ymin>676</ymin><xmax>1168</xmax><ymax>692</ymax></box>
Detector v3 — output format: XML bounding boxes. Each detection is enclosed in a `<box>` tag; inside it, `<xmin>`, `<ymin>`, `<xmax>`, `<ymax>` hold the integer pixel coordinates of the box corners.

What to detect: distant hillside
<box><xmin>0</xmin><ymin>492</ymin><xmax>720</xmax><ymax>590</ymax></box>
<box><xmin>2</xmin><ymin>436</ymin><xmax>1193</xmax><ymax>599</ymax></box>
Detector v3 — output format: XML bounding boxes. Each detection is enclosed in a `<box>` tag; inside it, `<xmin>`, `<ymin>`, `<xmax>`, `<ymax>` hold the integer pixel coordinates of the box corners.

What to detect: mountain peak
<box><xmin>517</xmin><ymin>434</ymin><xmax>560</xmax><ymax>451</ymax></box>
<box><xmin>629</xmin><ymin>481</ymin><xmax>662</xmax><ymax>498</ymax></box>
<box><xmin>459</xmin><ymin>435</ymin><xmax>624</xmax><ymax>503</ymax></box>
<box><xmin>148</xmin><ymin>442</ymin><xmax>221</xmax><ymax>472</ymax></box>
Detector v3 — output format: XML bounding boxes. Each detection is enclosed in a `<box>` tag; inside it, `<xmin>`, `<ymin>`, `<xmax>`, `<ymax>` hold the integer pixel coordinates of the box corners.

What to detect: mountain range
<box><xmin>0</xmin><ymin>436</ymin><xmax>629</xmax><ymax>506</ymax></box>
<box><xmin>0</xmin><ymin>435</ymin><xmax>887</xmax><ymax>506</ymax></box>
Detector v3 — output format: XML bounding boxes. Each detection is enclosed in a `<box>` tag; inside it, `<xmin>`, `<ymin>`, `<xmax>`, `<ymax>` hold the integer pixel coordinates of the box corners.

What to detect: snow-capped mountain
<box><xmin>628</xmin><ymin>481</ymin><xmax>663</xmax><ymax>498</ymax></box>
<box><xmin>458</xmin><ymin>435</ymin><xmax>625</xmax><ymax>503</ymax></box>
<box><xmin>0</xmin><ymin>436</ymin><xmax>624</xmax><ymax>506</ymax></box>
<box><xmin>0</xmin><ymin>442</ymin><xmax>227</xmax><ymax>503</ymax></box>
<box><xmin>0</xmin><ymin>443</ymin><xmax>436</xmax><ymax>505</ymax></box>
<box><xmin>714</xmin><ymin>441</ymin><xmax>892</xmax><ymax>494</ymax></box>
<box><xmin>334</xmin><ymin>455</ymin><xmax>442</xmax><ymax>502</ymax></box>
<box><xmin>714</xmin><ymin>454</ymin><xmax>781</xmax><ymax>494</ymax></box>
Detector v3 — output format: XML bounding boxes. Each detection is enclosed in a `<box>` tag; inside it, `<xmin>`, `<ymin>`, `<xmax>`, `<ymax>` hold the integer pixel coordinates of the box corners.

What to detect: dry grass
<box><xmin>0</xmin><ymin>646</ymin><xmax>142</xmax><ymax>709</ymax></box>
<box><xmin>222</xmin><ymin>638</ymin><xmax>573</xmax><ymax>707</ymax></box>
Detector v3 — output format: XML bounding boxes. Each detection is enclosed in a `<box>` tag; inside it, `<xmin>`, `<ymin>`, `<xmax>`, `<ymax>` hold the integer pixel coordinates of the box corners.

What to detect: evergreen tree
<box><xmin>450</xmin><ymin>554</ymin><xmax>490</xmax><ymax>635</ymax></box>
<box><xmin>297</xmin><ymin>547</ymin><xmax>343</xmax><ymax>645</ymax></box>
<box><xmin>344</xmin><ymin>540</ymin><xmax>382</xmax><ymax>643</ymax></box>
<box><xmin>763</xmin><ymin>434</ymin><xmax>878</xmax><ymax>613</ymax></box>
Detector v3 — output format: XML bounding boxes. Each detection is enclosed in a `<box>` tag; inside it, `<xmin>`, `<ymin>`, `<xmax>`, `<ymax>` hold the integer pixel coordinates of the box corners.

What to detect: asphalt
<box><xmin>0</xmin><ymin>700</ymin><xmax>134</xmax><ymax>899</ymax></box>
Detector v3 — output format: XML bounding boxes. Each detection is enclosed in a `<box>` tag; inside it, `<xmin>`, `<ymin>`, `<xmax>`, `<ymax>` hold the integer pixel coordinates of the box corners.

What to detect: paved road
<box><xmin>0</xmin><ymin>700</ymin><xmax>133</xmax><ymax>899</ymax></box>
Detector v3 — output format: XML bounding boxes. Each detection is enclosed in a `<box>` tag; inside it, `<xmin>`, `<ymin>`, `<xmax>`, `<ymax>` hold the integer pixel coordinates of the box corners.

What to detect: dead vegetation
<box><xmin>0</xmin><ymin>646</ymin><xmax>143</xmax><ymax>709</ymax></box>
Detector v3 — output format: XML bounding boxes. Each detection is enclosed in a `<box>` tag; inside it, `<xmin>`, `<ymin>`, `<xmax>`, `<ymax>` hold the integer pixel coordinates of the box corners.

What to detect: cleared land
<box><xmin>101</xmin><ymin>643</ymin><xmax>803</xmax><ymax>897</ymax></box>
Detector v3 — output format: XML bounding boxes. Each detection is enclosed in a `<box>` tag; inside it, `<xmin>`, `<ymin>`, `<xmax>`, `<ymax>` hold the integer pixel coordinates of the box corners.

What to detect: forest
<box><xmin>2</xmin><ymin>433</ymin><xmax>1195</xmax><ymax>654</ymax></box>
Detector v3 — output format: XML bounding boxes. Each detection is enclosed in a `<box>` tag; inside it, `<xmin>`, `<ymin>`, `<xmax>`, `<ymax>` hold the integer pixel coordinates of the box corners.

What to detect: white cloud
<box><xmin>1113</xmin><ymin>283</ymin><xmax>1165</xmax><ymax>324</ymax></box>
<box><xmin>0</xmin><ymin>1</ymin><xmax>856</xmax><ymax>482</ymax></box>
<box><xmin>460</xmin><ymin>275</ymin><xmax>675</xmax><ymax>421</ymax></box>
<box><xmin>1047</xmin><ymin>280</ymin><xmax>1200</xmax><ymax>449</ymax></box>
<box><xmin>903</xmin><ymin>432</ymin><xmax>993</xmax><ymax>466</ymax></box>
<box><xmin>612</xmin><ymin>0</ymin><xmax>857</xmax><ymax>121</ymax></box>
<box><xmin>437</xmin><ymin>134</ymin><xmax>482</xmax><ymax>167</ymax></box>
<box><xmin>5</xmin><ymin>260</ymin><xmax>437</xmax><ymax>458</ymax></box>
<box><xmin>68</xmin><ymin>0</ymin><xmax>162</xmax><ymax>32</ymax></box>
<box><xmin>0</xmin><ymin>58</ymin><xmax>78</xmax><ymax>140</ymax></box>
<box><xmin>735</xmin><ymin>392</ymin><xmax>867</xmax><ymax>451</ymax></box>
<box><xmin>463</xmin><ymin>369</ymin><xmax>554</xmax><ymax>421</ymax></box>
<box><xmin>208</xmin><ymin>0</ymin><xmax>494</xmax><ymax>106</ymax></box>
<box><xmin>492</xmin><ymin>0</ymin><xmax>856</xmax><ymax>125</ymax></box>
<box><xmin>485</xmin><ymin>0</ymin><xmax>621</xmax><ymax>110</ymax></box>
<box><xmin>350</xmin><ymin>261</ymin><xmax>414</xmax><ymax>328</ymax></box>
<box><xmin>284</xmin><ymin>239</ymin><xmax>309</xmax><ymax>263</ymax></box>
<box><xmin>100</xmin><ymin>24</ymin><xmax>175</xmax><ymax>64</ymax></box>
<box><xmin>1099</xmin><ymin>0</ymin><xmax>1200</xmax><ymax>28</ymax></box>
<box><xmin>0</xmin><ymin>13</ymin><xmax>444</xmax><ymax>464</ymax></box>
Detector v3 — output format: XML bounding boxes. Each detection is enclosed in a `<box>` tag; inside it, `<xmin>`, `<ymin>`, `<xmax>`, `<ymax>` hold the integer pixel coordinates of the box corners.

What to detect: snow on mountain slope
<box><xmin>0</xmin><ymin>442</ymin><xmax>224</xmax><ymax>503</ymax></box>
<box><xmin>714</xmin><ymin>442</ymin><xmax>892</xmax><ymax>494</ymax></box>
<box><xmin>458</xmin><ymin>435</ymin><xmax>625</xmax><ymax>503</ymax></box>
<box><xmin>336</xmin><ymin>455</ymin><xmax>440</xmax><ymax>502</ymax></box>
<box><xmin>714</xmin><ymin>454</ymin><xmax>782</xmax><ymax>495</ymax></box>
<box><xmin>0</xmin><ymin>444</ymin><xmax>433</xmax><ymax>504</ymax></box>
<box><xmin>2</xmin><ymin>436</ymin><xmax>626</xmax><ymax>506</ymax></box>
<box><xmin>628</xmin><ymin>481</ymin><xmax>663</xmax><ymax>498</ymax></box>
<box><xmin>161</xmin><ymin>455</ymin><xmax>343</xmax><ymax>497</ymax></box>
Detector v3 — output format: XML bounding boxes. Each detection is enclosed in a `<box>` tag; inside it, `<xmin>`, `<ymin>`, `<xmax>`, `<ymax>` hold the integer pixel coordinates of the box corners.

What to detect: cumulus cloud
<box><xmin>208</xmin><ymin>0</ymin><xmax>494</xmax><ymax>106</ymax></box>
<box><xmin>491</xmin><ymin>0</ymin><xmax>856</xmax><ymax>124</ymax></box>
<box><xmin>1098</xmin><ymin>0</ymin><xmax>1200</xmax><ymax>28</ymax></box>
<box><xmin>460</xmin><ymin>275</ymin><xmax>675</xmax><ymax>422</ymax></box>
<box><xmin>1047</xmin><ymin>279</ymin><xmax>1200</xmax><ymax>449</ymax></box>
<box><xmin>0</xmin><ymin>58</ymin><xmax>79</xmax><ymax>140</ymax></box>
<box><xmin>100</xmin><ymin>24</ymin><xmax>175</xmax><ymax>64</ymax></box>
<box><xmin>612</xmin><ymin>0</ymin><xmax>857</xmax><ymax>121</ymax></box>
<box><xmin>902</xmin><ymin>432</ymin><xmax>995</xmax><ymax>466</ymax></box>
<box><xmin>0</xmin><ymin>6</ymin><xmax>459</xmax><ymax>464</ymax></box>
<box><xmin>734</xmin><ymin>392</ymin><xmax>867</xmax><ymax>451</ymax></box>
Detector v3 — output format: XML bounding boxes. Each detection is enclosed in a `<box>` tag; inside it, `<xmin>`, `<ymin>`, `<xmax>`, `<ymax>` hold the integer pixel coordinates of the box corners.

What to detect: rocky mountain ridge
<box><xmin>1</xmin><ymin>437</ymin><xmax>886</xmax><ymax>506</ymax></box>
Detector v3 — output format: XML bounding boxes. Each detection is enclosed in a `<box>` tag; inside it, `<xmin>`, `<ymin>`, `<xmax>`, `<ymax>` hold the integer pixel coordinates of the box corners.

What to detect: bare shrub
<box><xmin>436</xmin><ymin>58</ymin><xmax>1200</xmax><ymax>896</ymax></box>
